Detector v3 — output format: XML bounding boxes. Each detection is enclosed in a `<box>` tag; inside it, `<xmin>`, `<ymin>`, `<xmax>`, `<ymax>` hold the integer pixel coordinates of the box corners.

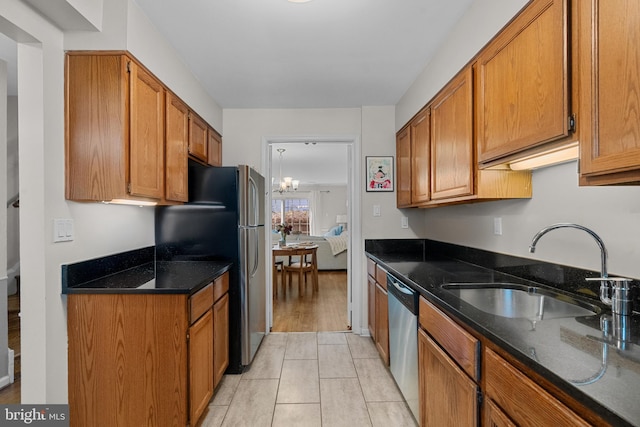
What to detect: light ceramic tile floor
<box><xmin>201</xmin><ymin>332</ymin><xmax>418</xmax><ymax>427</ymax></box>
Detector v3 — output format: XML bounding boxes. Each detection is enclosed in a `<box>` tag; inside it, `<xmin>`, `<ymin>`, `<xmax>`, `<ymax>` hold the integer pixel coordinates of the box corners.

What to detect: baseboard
<box><xmin>359</xmin><ymin>327</ymin><xmax>371</xmax><ymax>337</ymax></box>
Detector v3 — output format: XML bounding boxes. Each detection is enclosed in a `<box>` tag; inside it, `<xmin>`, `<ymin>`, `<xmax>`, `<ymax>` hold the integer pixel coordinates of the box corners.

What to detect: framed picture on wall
<box><xmin>366</xmin><ymin>156</ymin><xmax>394</xmax><ymax>192</ymax></box>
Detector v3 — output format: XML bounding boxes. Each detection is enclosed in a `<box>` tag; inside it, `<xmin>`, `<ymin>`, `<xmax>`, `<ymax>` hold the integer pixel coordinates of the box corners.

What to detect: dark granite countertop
<box><xmin>366</xmin><ymin>239</ymin><xmax>640</xmax><ymax>427</ymax></box>
<box><xmin>62</xmin><ymin>246</ymin><xmax>232</xmax><ymax>295</ymax></box>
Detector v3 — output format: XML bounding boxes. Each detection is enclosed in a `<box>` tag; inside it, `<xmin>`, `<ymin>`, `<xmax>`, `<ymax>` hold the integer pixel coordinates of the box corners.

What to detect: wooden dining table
<box><xmin>272</xmin><ymin>244</ymin><xmax>319</xmax><ymax>296</ymax></box>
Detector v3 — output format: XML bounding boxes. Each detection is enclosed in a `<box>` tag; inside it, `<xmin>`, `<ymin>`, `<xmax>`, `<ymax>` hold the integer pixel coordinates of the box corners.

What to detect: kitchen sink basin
<box><xmin>441</xmin><ymin>283</ymin><xmax>601</xmax><ymax>320</ymax></box>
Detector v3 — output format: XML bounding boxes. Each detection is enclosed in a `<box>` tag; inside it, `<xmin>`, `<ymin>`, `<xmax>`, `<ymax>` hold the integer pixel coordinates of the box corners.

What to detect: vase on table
<box><xmin>279</xmin><ymin>234</ymin><xmax>286</xmax><ymax>247</ymax></box>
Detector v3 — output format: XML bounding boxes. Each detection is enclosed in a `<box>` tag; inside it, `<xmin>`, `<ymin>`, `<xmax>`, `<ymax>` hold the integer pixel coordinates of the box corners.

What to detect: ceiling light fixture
<box><xmin>274</xmin><ymin>148</ymin><xmax>299</xmax><ymax>194</ymax></box>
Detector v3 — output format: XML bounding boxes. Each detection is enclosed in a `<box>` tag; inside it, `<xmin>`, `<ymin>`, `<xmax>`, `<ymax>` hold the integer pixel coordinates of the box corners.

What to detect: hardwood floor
<box><xmin>0</xmin><ymin>292</ymin><xmax>20</xmax><ymax>403</ymax></box>
<box><xmin>271</xmin><ymin>270</ymin><xmax>349</xmax><ymax>333</ymax></box>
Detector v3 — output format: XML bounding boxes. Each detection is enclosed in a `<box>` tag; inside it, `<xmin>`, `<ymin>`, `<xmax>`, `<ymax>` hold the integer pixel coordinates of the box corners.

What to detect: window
<box><xmin>272</xmin><ymin>198</ymin><xmax>310</xmax><ymax>236</ymax></box>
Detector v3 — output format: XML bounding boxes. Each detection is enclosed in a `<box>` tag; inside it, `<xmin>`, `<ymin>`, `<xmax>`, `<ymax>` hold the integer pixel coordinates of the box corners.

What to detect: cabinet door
<box><xmin>476</xmin><ymin>0</ymin><xmax>569</xmax><ymax>164</ymax></box>
<box><xmin>367</xmin><ymin>274</ymin><xmax>376</xmax><ymax>339</ymax></box>
<box><xmin>165</xmin><ymin>93</ymin><xmax>189</xmax><ymax>202</ymax></box>
<box><xmin>431</xmin><ymin>67</ymin><xmax>474</xmax><ymax>200</ymax></box>
<box><xmin>189</xmin><ymin>309</ymin><xmax>214</xmax><ymax>425</ymax></box>
<box><xmin>213</xmin><ymin>293</ymin><xmax>229</xmax><ymax>389</ymax></box>
<box><xmin>396</xmin><ymin>126</ymin><xmax>412</xmax><ymax>208</ymax></box>
<box><xmin>485</xmin><ymin>399</ymin><xmax>516</xmax><ymax>427</ymax></box>
<box><xmin>208</xmin><ymin>127</ymin><xmax>222</xmax><ymax>167</ymax></box>
<box><xmin>129</xmin><ymin>60</ymin><xmax>165</xmax><ymax>199</ymax></box>
<box><xmin>65</xmin><ymin>54</ymin><xmax>128</xmax><ymax>201</ymax></box>
<box><xmin>189</xmin><ymin>113</ymin><xmax>208</xmax><ymax>162</ymax></box>
<box><xmin>578</xmin><ymin>0</ymin><xmax>640</xmax><ymax>182</ymax></box>
<box><xmin>418</xmin><ymin>329</ymin><xmax>478</xmax><ymax>427</ymax></box>
<box><xmin>374</xmin><ymin>283</ymin><xmax>389</xmax><ymax>365</ymax></box>
<box><xmin>68</xmin><ymin>294</ymin><xmax>188</xmax><ymax>426</ymax></box>
<box><xmin>411</xmin><ymin>107</ymin><xmax>431</xmax><ymax>204</ymax></box>
<box><xmin>484</xmin><ymin>347</ymin><xmax>590</xmax><ymax>426</ymax></box>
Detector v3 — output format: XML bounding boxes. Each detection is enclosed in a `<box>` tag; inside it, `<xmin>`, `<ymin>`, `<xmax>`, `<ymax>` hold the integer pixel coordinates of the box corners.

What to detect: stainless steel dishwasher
<box><xmin>387</xmin><ymin>272</ymin><xmax>419</xmax><ymax>421</ymax></box>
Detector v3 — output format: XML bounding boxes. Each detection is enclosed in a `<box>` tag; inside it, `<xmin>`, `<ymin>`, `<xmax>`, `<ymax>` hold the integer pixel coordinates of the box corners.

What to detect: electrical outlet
<box><xmin>493</xmin><ymin>217</ymin><xmax>503</xmax><ymax>236</ymax></box>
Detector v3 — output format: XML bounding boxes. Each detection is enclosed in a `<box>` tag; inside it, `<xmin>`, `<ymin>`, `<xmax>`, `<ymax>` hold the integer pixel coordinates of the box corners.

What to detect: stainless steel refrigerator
<box><xmin>155</xmin><ymin>162</ymin><xmax>266</xmax><ymax>372</ymax></box>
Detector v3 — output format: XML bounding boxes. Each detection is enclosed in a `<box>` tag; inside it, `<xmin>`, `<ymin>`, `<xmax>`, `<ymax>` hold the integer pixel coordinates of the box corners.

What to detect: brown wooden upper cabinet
<box><xmin>396</xmin><ymin>64</ymin><xmax>532</xmax><ymax>209</ymax></box>
<box><xmin>66</xmin><ymin>51</ymin><xmax>223</xmax><ymax>203</ymax></box>
<box><xmin>476</xmin><ymin>0</ymin><xmax>570</xmax><ymax>165</ymax></box>
<box><xmin>165</xmin><ymin>92</ymin><xmax>190</xmax><ymax>203</ymax></box>
<box><xmin>66</xmin><ymin>52</ymin><xmax>165</xmax><ymax>202</ymax></box>
<box><xmin>189</xmin><ymin>112</ymin><xmax>209</xmax><ymax>162</ymax></box>
<box><xmin>396</xmin><ymin>107</ymin><xmax>430</xmax><ymax>208</ymax></box>
<box><xmin>208</xmin><ymin>127</ymin><xmax>223</xmax><ymax>167</ymax></box>
<box><xmin>396</xmin><ymin>126</ymin><xmax>412</xmax><ymax>208</ymax></box>
<box><xmin>577</xmin><ymin>0</ymin><xmax>640</xmax><ymax>185</ymax></box>
<box><xmin>431</xmin><ymin>67</ymin><xmax>474</xmax><ymax>200</ymax></box>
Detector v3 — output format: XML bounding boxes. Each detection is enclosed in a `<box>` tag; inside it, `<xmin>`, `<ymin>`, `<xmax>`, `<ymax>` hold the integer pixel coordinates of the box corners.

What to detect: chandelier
<box><xmin>274</xmin><ymin>148</ymin><xmax>299</xmax><ymax>194</ymax></box>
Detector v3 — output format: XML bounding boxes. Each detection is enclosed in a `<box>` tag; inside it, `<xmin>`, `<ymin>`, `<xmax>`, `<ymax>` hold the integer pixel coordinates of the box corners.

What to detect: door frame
<box><xmin>262</xmin><ymin>135</ymin><xmax>362</xmax><ymax>334</ymax></box>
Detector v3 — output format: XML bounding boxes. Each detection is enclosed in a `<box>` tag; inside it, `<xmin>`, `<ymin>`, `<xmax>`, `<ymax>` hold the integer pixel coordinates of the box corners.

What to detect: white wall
<box><xmin>310</xmin><ymin>184</ymin><xmax>347</xmax><ymax>235</ymax></box>
<box><xmin>424</xmin><ymin>161</ymin><xmax>640</xmax><ymax>279</ymax></box>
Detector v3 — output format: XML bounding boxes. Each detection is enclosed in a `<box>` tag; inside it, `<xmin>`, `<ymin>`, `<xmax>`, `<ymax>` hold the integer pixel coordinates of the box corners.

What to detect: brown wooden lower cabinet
<box><xmin>68</xmin><ymin>271</ymin><xmax>230</xmax><ymax>427</ymax></box>
<box><xmin>367</xmin><ymin>274</ymin><xmax>376</xmax><ymax>339</ymax></box>
<box><xmin>189</xmin><ymin>308</ymin><xmax>214</xmax><ymax>423</ymax></box>
<box><xmin>366</xmin><ymin>258</ymin><xmax>389</xmax><ymax>364</ymax></box>
<box><xmin>484</xmin><ymin>347</ymin><xmax>590</xmax><ymax>427</ymax></box>
<box><xmin>484</xmin><ymin>398</ymin><xmax>516</xmax><ymax>427</ymax></box>
<box><xmin>374</xmin><ymin>282</ymin><xmax>389</xmax><ymax>365</ymax></box>
<box><xmin>418</xmin><ymin>296</ymin><xmax>480</xmax><ymax>427</ymax></box>
<box><xmin>213</xmin><ymin>292</ymin><xmax>229</xmax><ymax>388</ymax></box>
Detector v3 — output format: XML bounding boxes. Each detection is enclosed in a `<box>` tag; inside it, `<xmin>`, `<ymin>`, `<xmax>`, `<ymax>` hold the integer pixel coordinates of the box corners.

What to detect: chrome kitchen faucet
<box><xmin>529</xmin><ymin>223</ymin><xmax>634</xmax><ymax>316</ymax></box>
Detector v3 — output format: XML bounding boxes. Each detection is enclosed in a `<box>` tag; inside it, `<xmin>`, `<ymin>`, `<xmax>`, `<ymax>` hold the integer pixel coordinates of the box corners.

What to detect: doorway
<box><xmin>264</xmin><ymin>137</ymin><xmax>360</xmax><ymax>334</ymax></box>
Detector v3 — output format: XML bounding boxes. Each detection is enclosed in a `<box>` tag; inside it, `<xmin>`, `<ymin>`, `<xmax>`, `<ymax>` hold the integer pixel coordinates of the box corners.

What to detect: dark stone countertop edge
<box><xmin>62</xmin><ymin>261</ymin><xmax>232</xmax><ymax>295</ymax></box>
<box><xmin>365</xmin><ymin>243</ymin><xmax>637</xmax><ymax>427</ymax></box>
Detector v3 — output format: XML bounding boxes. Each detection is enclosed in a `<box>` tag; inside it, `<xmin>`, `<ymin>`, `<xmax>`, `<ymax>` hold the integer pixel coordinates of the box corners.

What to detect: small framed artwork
<box><xmin>366</xmin><ymin>156</ymin><xmax>394</xmax><ymax>192</ymax></box>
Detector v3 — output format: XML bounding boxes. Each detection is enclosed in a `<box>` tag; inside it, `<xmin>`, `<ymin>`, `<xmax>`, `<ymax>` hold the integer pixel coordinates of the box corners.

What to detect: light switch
<box><xmin>401</xmin><ymin>217</ymin><xmax>409</xmax><ymax>228</ymax></box>
<box><xmin>54</xmin><ymin>219</ymin><xmax>74</xmax><ymax>242</ymax></box>
<box><xmin>373</xmin><ymin>205</ymin><xmax>381</xmax><ymax>217</ymax></box>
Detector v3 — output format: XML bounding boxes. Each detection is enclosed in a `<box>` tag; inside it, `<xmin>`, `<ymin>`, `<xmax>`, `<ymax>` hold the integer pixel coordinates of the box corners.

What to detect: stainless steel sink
<box><xmin>441</xmin><ymin>283</ymin><xmax>601</xmax><ymax>320</ymax></box>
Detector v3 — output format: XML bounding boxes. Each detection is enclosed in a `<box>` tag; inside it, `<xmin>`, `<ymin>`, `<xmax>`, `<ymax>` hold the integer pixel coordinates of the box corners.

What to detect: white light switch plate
<box><xmin>401</xmin><ymin>217</ymin><xmax>409</xmax><ymax>228</ymax></box>
<box><xmin>54</xmin><ymin>219</ymin><xmax>74</xmax><ymax>242</ymax></box>
<box><xmin>373</xmin><ymin>205</ymin><xmax>381</xmax><ymax>217</ymax></box>
<box><xmin>493</xmin><ymin>217</ymin><xmax>503</xmax><ymax>236</ymax></box>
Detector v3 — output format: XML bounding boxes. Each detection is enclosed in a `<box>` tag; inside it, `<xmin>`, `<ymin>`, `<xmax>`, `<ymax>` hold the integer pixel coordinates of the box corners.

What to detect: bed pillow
<box><xmin>323</xmin><ymin>225</ymin><xmax>343</xmax><ymax>237</ymax></box>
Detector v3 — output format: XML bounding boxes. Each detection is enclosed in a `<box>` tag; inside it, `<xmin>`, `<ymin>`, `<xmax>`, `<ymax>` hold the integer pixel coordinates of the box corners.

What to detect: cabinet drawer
<box><xmin>419</xmin><ymin>297</ymin><xmax>479</xmax><ymax>380</ymax></box>
<box><xmin>484</xmin><ymin>347</ymin><xmax>590</xmax><ymax>427</ymax></box>
<box><xmin>375</xmin><ymin>265</ymin><xmax>387</xmax><ymax>290</ymax></box>
<box><xmin>213</xmin><ymin>272</ymin><xmax>229</xmax><ymax>302</ymax></box>
<box><xmin>190</xmin><ymin>282</ymin><xmax>213</xmax><ymax>324</ymax></box>
<box><xmin>367</xmin><ymin>258</ymin><xmax>376</xmax><ymax>278</ymax></box>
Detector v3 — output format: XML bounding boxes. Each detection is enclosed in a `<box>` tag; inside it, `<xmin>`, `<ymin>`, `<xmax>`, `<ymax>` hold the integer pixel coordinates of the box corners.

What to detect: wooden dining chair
<box><xmin>283</xmin><ymin>246</ymin><xmax>318</xmax><ymax>296</ymax></box>
<box><xmin>273</xmin><ymin>259</ymin><xmax>285</xmax><ymax>298</ymax></box>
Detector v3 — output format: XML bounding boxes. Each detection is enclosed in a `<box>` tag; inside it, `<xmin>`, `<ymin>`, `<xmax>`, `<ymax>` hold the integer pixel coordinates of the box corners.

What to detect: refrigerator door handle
<box><xmin>249</xmin><ymin>175</ymin><xmax>259</xmax><ymax>227</ymax></box>
<box><xmin>250</xmin><ymin>228</ymin><xmax>259</xmax><ymax>277</ymax></box>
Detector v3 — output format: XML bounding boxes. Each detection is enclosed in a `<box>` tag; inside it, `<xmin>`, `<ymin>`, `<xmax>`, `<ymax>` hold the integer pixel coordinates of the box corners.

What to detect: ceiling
<box><xmin>132</xmin><ymin>0</ymin><xmax>474</xmax><ymax>109</ymax></box>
